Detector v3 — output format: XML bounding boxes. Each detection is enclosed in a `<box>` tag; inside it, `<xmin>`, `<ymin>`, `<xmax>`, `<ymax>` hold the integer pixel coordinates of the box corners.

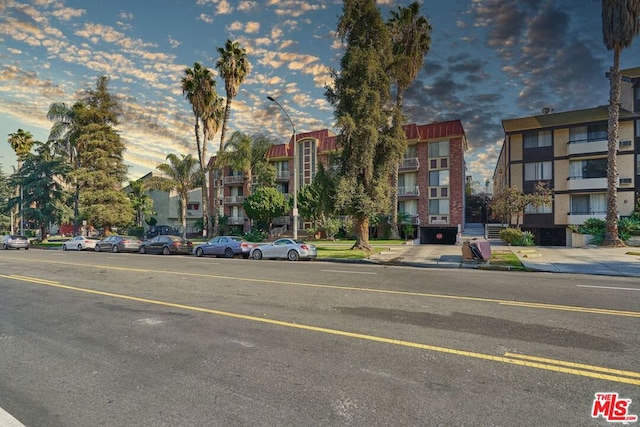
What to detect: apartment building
<box><xmin>494</xmin><ymin>67</ymin><xmax>640</xmax><ymax>246</ymax></box>
<box><xmin>208</xmin><ymin>121</ymin><xmax>468</xmax><ymax>244</ymax></box>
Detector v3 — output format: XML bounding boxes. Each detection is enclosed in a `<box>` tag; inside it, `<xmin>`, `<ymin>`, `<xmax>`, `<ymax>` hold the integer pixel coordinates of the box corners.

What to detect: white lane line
<box><xmin>321</xmin><ymin>269</ymin><xmax>377</xmax><ymax>275</ymax></box>
<box><xmin>577</xmin><ymin>285</ymin><xmax>640</xmax><ymax>291</ymax></box>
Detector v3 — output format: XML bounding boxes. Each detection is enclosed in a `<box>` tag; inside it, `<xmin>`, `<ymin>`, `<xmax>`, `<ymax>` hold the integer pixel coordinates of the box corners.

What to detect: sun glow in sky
<box><xmin>1</xmin><ymin>0</ymin><xmax>639</xmax><ymax>189</ymax></box>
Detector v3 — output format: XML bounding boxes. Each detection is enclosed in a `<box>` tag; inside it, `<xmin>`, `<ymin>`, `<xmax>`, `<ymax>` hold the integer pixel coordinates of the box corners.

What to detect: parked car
<box><xmin>139</xmin><ymin>235</ymin><xmax>193</xmax><ymax>255</ymax></box>
<box><xmin>249</xmin><ymin>238</ymin><xmax>317</xmax><ymax>261</ymax></box>
<box><xmin>193</xmin><ymin>236</ymin><xmax>255</xmax><ymax>258</ymax></box>
<box><xmin>94</xmin><ymin>235</ymin><xmax>141</xmax><ymax>253</ymax></box>
<box><xmin>62</xmin><ymin>236</ymin><xmax>100</xmax><ymax>251</ymax></box>
<box><xmin>1</xmin><ymin>235</ymin><xmax>29</xmax><ymax>250</ymax></box>
<box><xmin>144</xmin><ymin>225</ymin><xmax>180</xmax><ymax>240</ymax></box>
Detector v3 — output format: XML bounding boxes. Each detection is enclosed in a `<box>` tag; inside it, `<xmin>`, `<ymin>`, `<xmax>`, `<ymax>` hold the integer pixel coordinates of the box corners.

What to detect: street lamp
<box><xmin>267</xmin><ymin>96</ymin><xmax>298</xmax><ymax>240</ymax></box>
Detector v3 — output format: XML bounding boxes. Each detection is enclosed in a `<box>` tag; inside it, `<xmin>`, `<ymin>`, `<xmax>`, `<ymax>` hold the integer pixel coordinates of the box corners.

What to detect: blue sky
<box><xmin>1</xmin><ymin>0</ymin><xmax>639</xmax><ymax>189</ymax></box>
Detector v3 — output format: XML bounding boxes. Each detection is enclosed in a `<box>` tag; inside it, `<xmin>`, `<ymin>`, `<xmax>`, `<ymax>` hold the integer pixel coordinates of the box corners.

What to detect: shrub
<box><xmin>499</xmin><ymin>228</ymin><xmax>523</xmax><ymax>245</ymax></box>
<box><xmin>244</xmin><ymin>230</ymin><xmax>267</xmax><ymax>242</ymax></box>
<box><xmin>518</xmin><ymin>231</ymin><xmax>535</xmax><ymax>246</ymax></box>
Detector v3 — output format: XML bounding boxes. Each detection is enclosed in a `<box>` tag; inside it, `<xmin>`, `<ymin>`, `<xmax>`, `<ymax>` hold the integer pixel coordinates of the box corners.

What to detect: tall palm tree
<box><xmin>8</xmin><ymin>129</ymin><xmax>35</xmax><ymax>233</ymax></box>
<box><xmin>127</xmin><ymin>179</ymin><xmax>153</xmax><ymax>228</ymax></box>
<box><xmin>215</xmin><ymin>39</ymin><xmax>250</xmax><ymax>153</ymax></box>
<box><xmin>150</xmin><ymin>154</ymin><xmax>200</xmax><ymax>239</ymax></box>
<box><xmin>182</xmin><ymin>62</ymin><xmax>218</xmax><ymax>237</ymax></box>
<box><xmin>217</xmin><ymin>131</ymin><xmax>254</xmax><ymax>196</ymax></box>
<box><xmin>47</xmin><ymin>102</ymin><xmax>83</xmax><ymax>164</ymax></box>
<box><xmin>601</xmin><ymin>0</ymin><xmax>640</xmax><ymax>247</ymax></box>
<box><xmin>386</xmin><ymin>2</ymin><xmax>432</xmax><ymax>239</ymax></box>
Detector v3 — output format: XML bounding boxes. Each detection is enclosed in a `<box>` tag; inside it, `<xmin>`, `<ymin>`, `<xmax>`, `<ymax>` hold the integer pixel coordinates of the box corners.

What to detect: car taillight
<box><xmin>172</xmin><ymin>242</ymin><xmax>180</xmax><ymax>246</ymax></box>
<box><xmin>123</xmin><ymin>240</ymin><xmax>130</xmax><ymax>243</ymax></box>
<box><xmin>300</xmin><ymin>244</ymin><xmax>309</xmax><ymax>250</ymax></box>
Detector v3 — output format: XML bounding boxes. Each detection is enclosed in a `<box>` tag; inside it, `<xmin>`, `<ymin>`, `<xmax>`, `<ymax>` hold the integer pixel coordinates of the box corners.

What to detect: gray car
<box><xmin>249</xmin><ymin>238</ymin><xmax>317</xmax><ymax>261</ymax></box>
<box><xmin>1</xmin><ymin>235</ymin><xmax>29</xmax><ymax>250</ymax></box>
<box><xmin>193</xmin><ymin>236</ymin><xmax>255</xmax><ymax>258</ymax></box>
<box><xmin>94</xmin><ymin>235</ymin><xmax>141</xmax><ymax>253</ymax></box>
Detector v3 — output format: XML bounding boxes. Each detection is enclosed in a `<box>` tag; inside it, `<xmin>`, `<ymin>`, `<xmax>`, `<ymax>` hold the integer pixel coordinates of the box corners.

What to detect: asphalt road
<box><xmin>0</xmin><ymin>249</ymin><xmax>638</xmax><ymax>426</ymax></box>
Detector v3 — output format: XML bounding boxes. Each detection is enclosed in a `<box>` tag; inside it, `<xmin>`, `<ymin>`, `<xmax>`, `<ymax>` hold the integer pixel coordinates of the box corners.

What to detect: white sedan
<box><xmin>62</xmin><ymin>236</ymin><xmax>100</xmax><ymax>251</ymax></box>
<box><xmin>249</xmin><ymin>238</ymin><xmax>317</xmax><ymax>261</ymax></box>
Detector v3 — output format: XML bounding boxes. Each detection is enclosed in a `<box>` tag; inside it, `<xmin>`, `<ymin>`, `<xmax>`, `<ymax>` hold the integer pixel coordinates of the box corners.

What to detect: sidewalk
<box><xmin>365</xmin><ymin>240</ymin><xmax>640</xmax><ymax>277</ymax></box>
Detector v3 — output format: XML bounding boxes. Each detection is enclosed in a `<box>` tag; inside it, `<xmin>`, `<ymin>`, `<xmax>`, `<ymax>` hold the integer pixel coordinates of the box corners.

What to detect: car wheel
<box><xmin>139</xmin><ymin>246</ymin><xmax>146</xmax><ymax>254</ymax></box>
<box><xmin>2</xmin><ymin>244</ymin><xmax>7</xmax><ymax>250</ymax></box>
<box><xmin>77</xmin><ymin>244</ymin><xmax>83</xmax><ymax>251</ymax></box>
<box><xmin>95</xmin><ymin>245</ymin><xmax>100</xmax><ymax>252</ymax></box>
<box><xmin>287</xmin><ymin>250</ymin><xmax>299</xmax><ymax>261</ymax></box>
<box><xmin>62</xmin><ymin>244</ymin><xmax>67</xmax><ymax>251</ymax></box>
<box><xmin>162</xmin><ymin>246</ymin><xmax>170</xmax><ymax>255</ymax></box>
<box><xmin>224</xmin><ymin>247</ymin><xmax>234</xmax><ymax>258</ymax></box>
<box><xmin>196</xmin><ymin>247</ymin><xmax>203</xmax><ymax>257</ymax></box>
<box><xmin>252</xmin><ymin>249</ymin><xmax>263</xmax><ymax>260</ymax></box>
<box><xmin>111</xmin><ymin>245</ymin><xmax>119</xmax><ymax>253</ymax></box>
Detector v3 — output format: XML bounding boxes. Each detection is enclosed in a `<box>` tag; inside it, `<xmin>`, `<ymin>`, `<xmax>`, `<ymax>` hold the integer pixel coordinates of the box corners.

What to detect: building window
<box><xmin>569</xmin><ymin>158</ymin><xmax>607</xmax><ymax>179</ymax></box>
<box><xmin>523</xmin><ymin>130</ymin><xmax>552</xmax><ymax>148</ymax></box>
<box><xmin>404</xmin><ymin>144</ymin><xmax>417</xmax><ymax>159</ymax></box>
<box><xmin>637</xmin><ymin>154</ymin><xmax>640</xmax><ymax>175</ymax></box>
<box><xmin>524</xmin><ymin>161</ymin><xmax>552</xmax><ymax>181</ymax></box>
<box><xmin>429</xmin><ymin>199</ymin><xmax>449</xmax><ymax>215</ymax></box>
<box><xmin>570</xmin><ymin>194</ymin><xmax>606</xmax><ymax>215</ymax></box>
<box><xmin>187</xmin><ymin>203</ymin><xmax>200</xmax><ymax>211</ymax></box>
<box><xmin>429</xmin><ymin>170</ymin><xmax>449</xmax><ymax>186</ymax></box>
<box><xmin>298</xmin><ymin>139</ymin><xmax>317</xmax><ymax>187</ymax></box>
<box><xmin>525</xmin><ymin>202</ymin><xmax>552</xmax><ymax>214</ymax></box>
<box><xmin>429</xmin><ymin>140</ymin><xmax>449</xmax><ymax>157</ymax></box>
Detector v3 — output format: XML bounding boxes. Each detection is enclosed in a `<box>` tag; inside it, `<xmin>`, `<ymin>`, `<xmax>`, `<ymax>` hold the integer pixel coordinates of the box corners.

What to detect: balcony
<box><xmin>567</xmin><ymin>138</ymin><xmax>607</xmax><ymax>155</ymax></box>
<box><xmin>224</xmin><ymin>195</ymin><xmax>245</xmax><ymax>205</ymax></box>
<box><xmin>275</xmin><ymin>170</ymin><xmax>290</xmax><ymax>181</ymax></box>
<box><xmin>398</xmin><ymin>186</ymin><xmax>420</xmax><ymax>198</ymax></box>
<box><xmin>273</xmin><ymin>216</ymin><xmax>291</xmax><ymax>225</ymax></box>
<box><xmin>567</xmin><ymin>212</ymin><xmax>606</xmax><ymax>225</ymax></box>
<box><xmin>228</xmin><ymin>216</ymin><xmax>245</xmax><ymax>225</ymax></box>
<box><xmin>567</xmin><ymin>177</ymin><xmax>609</xmax><ymax>191</ymax></box>
<box><xmin>400</xmin><ymin>215</ymin><xmax>420</xmax><ymax>225</ymax></box>
<box><xmin>224</xmin><ymin>175</ymin><xmax>244</xmax><ymax>184</ymax></box>
<box><xmin>399</xmin><ymin>157</ymin><xmax>419</xmax><ymax>171</ymax></box>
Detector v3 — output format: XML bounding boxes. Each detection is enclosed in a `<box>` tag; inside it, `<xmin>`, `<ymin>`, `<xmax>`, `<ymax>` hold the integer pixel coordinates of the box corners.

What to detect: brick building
<box><xmin>208</xmin><ymin>120</ymin><xmax>468</xmax><ymax>243</ymax></box>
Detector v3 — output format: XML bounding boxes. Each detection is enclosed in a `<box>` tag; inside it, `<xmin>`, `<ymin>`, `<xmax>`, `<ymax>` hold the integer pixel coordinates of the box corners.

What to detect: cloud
<box><xmin>245</xmin><ymin>21</ymin><xmax>260</xmax><ymax>33</ymax></box>
<box><xmin>198</xmin><ymin>13</ymin><xmax>213</xmax><ymax>24</ymax></box>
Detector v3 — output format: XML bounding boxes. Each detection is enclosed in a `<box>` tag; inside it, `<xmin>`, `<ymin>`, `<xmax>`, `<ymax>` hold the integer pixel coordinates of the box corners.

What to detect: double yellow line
<box><xmin>2</xmin><ymin>274</ymin><xmax>639</xmax><ymax>386</ymax></box>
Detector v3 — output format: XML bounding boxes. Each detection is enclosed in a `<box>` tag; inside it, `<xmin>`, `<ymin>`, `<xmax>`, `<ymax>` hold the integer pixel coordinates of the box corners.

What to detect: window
<box><xmin>570</xmin><ymin>194</ymin><xmax>606</xmax><ymax>214</ymax></box>
<box><xmin>587</xmin><ymin>123</ymin><xmax>607</xmax><ymax>141</ymax></box>
<box><xmin>569</xmin><ymin>158</ymin><xmax>607</xmax><ymax>179</ymax></box>
<box><xmin>429</xmin><ymin>141</ymin><xmax>449</xmax><ymax>157</ymax></box>
<box><xmin>525</xmin><ymin>203</ymin><xmax>552</xmax><ymax>214</ymax></box>
<box><xmin>523</xmin><ymin>130</ymin><xmax>552</xmax><ymax>148</ymax></box>
<box><xmin>404</xmin><ymin>144</ymin><xmax>417</xmax><ymax>159</ymax></box>
<box><xmin>524</xmin><ymin>161</ymin><xmax>552</xmax><ymax>181</ymax></box>
<box><xmin>429</xmin><ymin>170</ymin><xmax>449</xmax><ymax>186</ymax></box>
<box><xmin>187</xmin><ymin>203</ymin><xmax>200</xmax><ymax>210</ymax></box>
<box><xmin>429</xmin><ymin>199</ymin><xmax>449</xmax><ymax>215</ymax></box>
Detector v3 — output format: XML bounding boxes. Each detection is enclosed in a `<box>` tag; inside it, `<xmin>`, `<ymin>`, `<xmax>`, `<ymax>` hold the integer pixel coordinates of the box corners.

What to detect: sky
<box><xmin>1</xmin><ymin>0</ymin><xmax>639</xmax><ymax>191</ymax></box>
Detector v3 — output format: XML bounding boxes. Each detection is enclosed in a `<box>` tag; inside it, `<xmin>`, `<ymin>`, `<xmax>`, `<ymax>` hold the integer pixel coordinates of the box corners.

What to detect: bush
<box><xmin>127</xmin><ymin>226</ymin><xmax>144</xmax><ymax>238</ymax></box>
<box><xmin>499</xmin><ymin>228</ymin><xmax>523</xmax><ymax>245</ymax></box>
<box><xmin>244</xmin><ymin>230</ymin><xmax>267</xmax><ymax>242</ymax></box>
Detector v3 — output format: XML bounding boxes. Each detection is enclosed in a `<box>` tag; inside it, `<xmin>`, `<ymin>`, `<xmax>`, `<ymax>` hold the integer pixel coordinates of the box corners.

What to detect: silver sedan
<box><xmin>249</xmin><ymin>238</ymin><xmax>317</xmax><ymax>261</ymax></box>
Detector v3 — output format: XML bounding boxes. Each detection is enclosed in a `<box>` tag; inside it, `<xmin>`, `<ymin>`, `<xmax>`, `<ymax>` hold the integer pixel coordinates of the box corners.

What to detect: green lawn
<box><xmin>315</xmin><ymin>245</ymin><xmax>387</xmax><ymax>259</ymax></box>
<box><xmin>487</xmin><ymin>250</ymin><xmax>526</xmax><ymax>270</ymax></box>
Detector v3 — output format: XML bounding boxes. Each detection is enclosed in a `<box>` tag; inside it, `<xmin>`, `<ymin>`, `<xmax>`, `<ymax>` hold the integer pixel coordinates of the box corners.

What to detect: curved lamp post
<box><xmin>267</xmin><ymin>96</ymin><xmax>298</xmax><ymax>240</ymax></box>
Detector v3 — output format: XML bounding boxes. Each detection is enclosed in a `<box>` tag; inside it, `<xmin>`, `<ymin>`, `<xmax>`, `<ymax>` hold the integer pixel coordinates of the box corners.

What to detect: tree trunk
<box><xmin>602</xmin><ymin>49</ymin><xmax>625</xmax><ymax>247</ymax></box>
<box><xmin>351</xmin><ymin>216</ymin><xmax>372</xmax><ymax>251</ymax></box>
<box><xmin>389</xmin><ymin>163</ymin><xmax>400</xmax><ymax>239</ymax></box>
<box><xmin>194</xmin><ymin>120</ymin><xmax>210</xmax><ymax>238</ymax></box>
<box><xmin>219</xmin><ymin>97</ymin><xmax>233</xmax><ymax>152</ymax></box>
<box><xmin>181</xmin><ymin>199</ymin><xmax>187</xmax><ymax>240</ymax></box>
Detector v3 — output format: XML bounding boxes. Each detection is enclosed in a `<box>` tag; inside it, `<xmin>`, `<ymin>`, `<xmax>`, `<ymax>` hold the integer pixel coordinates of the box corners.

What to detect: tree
<box><xmin>601</xmin><ymin>0</ymin><xmax>640</xmax><ymax>246</ymax></box>
<box><xmin>127</xmin><ymin>179</ymin><xmax>154</xmax><ymax>228</ymax></box>
<box><xmin>72</xmin><ymin>76</ymin><xmax>134</xmax><ymax>232</ymax></box>
<box><xmin>243</xmin><ymin>186</ymin><xmax>288</xmax><ymax>232</ymax></box>
<box><xmin>181</xmin><ymin>62</ymin><xmax>221</xmax><ymax>237</ymax></box>
<box><xmin>14</xmin><ymin>140</ymin><xmax>72</xmax><ymax>240</ymax></box>
<box><xmin>216</xmin><ymin>132</ymin><xmax>274</xmax><ymax>197</ymax></box>
<box><xmin>0</xmin><ymin>165</ymin><xmax>12</xmax><ymax>233</ymax></box>
<box><xmin>386</xmin><ymin>1</ymin><xmax>432</xmax><ymax>239</ymax></box>
<box><xmin>215</xmin><ymin>39</ymin><xmax>250</xmax><ymax>153</ymax></box>
<box><xmin>7</xmin><ymin>128</ymin><xmax>35</xmax><ymax>233</ymax></box>
<box><xmin>490</xmin><ymin>182</ymin><xmax>551</xmax><ymax>227</ymax></box>
<box><xmin>326</xmin><ymin>0</ymin><xmax>394</xmax><ymax>251</ymax></box>
<box><xmin>296</xmin><ymin>163</ymin><xmax>336</xmax><ymax>225</ymax></box>
<box><xmin>149</xmin><ymin>154</ymin><xmax>200</xmax><ymax>239</ymax></box>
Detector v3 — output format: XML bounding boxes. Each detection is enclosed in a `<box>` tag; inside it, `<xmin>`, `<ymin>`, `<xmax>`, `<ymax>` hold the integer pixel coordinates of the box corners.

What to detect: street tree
<box><xmin>326</xmin><ymin>0</ymin><xmax>394</xmax><ymax>250</ymax></box>
<box><xmin>386</xmin><ymin>2</ymin><xmax>432</xmax><ymax>239</ymax></box>
<box><xmin>601</xmin><ymin>0</ymin><xmax>640</xmax><ymax>246</ymax></box>
<box><xmin>127</xmin><ymin>179</ymin><xmax>154</xmax><ymax>228</ymax></box>
<box><xmin>72</xmin><ymin>76</ymin><xmax>134</xmax><ymax>232</ymax></box>
<box><xmin>243</xmin><ymin>186</ymin><xmax>288</xmax><ymax>232</ymax></box>
<box><xmin>215</xmin><ymin>39</ymin><xmax>250</xmax><ymax>153</ymax></box>
<box><xmin>14</xmin><ymin>140</ymin><xmax>72</xmax><ymax>240</ymax></box>
<box><xmin>150</xmin><ymin>154</ymin><xmax>201</xmax><ymax>239</ymax></box>
<box><xmin>216</xmin><ymin>132</ymin><xmax>274</xmax><ymax>197</ymax></box>
<box><xmin>0</xmin><ymin>165</ymin><xmax>12</xmax><ymax>232</ymax></box>
<box><xmin>7</xmin><ymin>128</ymin><xmax>35</xmax><ymax>232</ymax></box>
<box><xmin>490</xmin><ymin>182</ymin><xmax>551</xmax><ymax>228</ymax></box>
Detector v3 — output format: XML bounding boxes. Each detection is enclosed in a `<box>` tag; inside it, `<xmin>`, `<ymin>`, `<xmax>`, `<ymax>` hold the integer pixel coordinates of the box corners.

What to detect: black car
<box><xmin>144</xmin><ymin>225</ymin><xmax>180</xmax><ymax>240</ymax></box>
<box><xmin>139</xmin><ymin>235</ymin><xmax>193</xmax><ymax>255</ymax></box>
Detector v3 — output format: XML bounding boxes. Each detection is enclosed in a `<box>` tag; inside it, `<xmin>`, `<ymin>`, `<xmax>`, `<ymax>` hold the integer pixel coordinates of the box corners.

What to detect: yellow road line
<box><xmin>2</xmin><ymin>273</ymin><xmax>639</xmax><ymax>386</ymax></box>
<box><xmin>1</xmin><ymin>257</ymin><xmax>639</xmax><ymax>318</ymax></box>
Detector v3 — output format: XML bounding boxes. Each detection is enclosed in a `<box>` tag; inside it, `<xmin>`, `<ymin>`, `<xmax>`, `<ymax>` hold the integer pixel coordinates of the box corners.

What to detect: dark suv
<box><xmin>144</xmin><ymin>225</ymin><xmax>180</xmax><ymax>240</ymax></box>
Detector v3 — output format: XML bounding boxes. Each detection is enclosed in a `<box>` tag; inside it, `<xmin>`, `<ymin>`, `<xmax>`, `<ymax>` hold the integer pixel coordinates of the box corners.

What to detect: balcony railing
<box><xmin>227</xmin><ymin>216</ymin><xmax>245</xmax><ymax>225</ymax></box>
<box><xmin>399</xmin><ymin>157</ymin><xmax>419</xmax><ymax>171</ymax></box>
<box><xmin>399</xmin><ymin>214</ymin><xmax>420</xmax><ymax>225</ymax></box>
<box><xmin>273</xmin><ymin>216</ymin><xmax>291</xmax><ymax>225</ymax></box>
<box><xmin>275</xmin><ymin>170</ymin><xmax>290</xmax><ymax>181</ymax></box>
<box><xmin>224</xmin><ymin>175</ymin><xmax>244</xmax><ymax>184</ymax></box>
<box><xmin>567</xmin><ymin>212</ymin><xmax>606</xmax><ymax>225</ymax></box>
<box><xmin>567</xmin><ymin>138</ymin><xmax>607</xmax><ymax>155</ymax></box>
<box><xmin>567</xmin><ymin>176</ymin><xmax>617</xmax><ymax>191</ymax></box>
<box><xmin>398</xmin><ymin>186</ymin><xmax>420</xmax><ymax>197</ymax></box>
<box><xmin>224</xmin><ymin>195</ymin><xmax>245</xmax><ymax>204</ymax></box>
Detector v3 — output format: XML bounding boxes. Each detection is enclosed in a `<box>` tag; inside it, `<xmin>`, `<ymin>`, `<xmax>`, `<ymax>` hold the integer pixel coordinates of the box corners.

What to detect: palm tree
<box><xmin>127</xmin><ymin>179</ymin><xmax>153</xmax><ymax>228</ymax></box>
<box><xmin>601</xmin><ymin>0</ymin><xmax>640</xmax><ymax>246</ymax></box>
<box><xmin>150</xmin><ymin>154</ymin><xmax>200</xmax><ymax>239</ymax></box>
<box><xmin>215</xmin><ymin>39</ymin><xmax>250</xmax><ymax>153</ymax></box>
<box><xmin>8</xmin><ymin>129</ymin><xmax>35</xmax><ymax>233</ymax></box>
<box><xmin>386</xmin><ymin>2</ymin><xmax>432</xmax><ymax>239</ymax></box>
<box><xmin>181</xmin><ymin>62</ymin><xmax>218</xmax><ymax>237</ymax></box>
<box><xmin>217</xmin><ymin>131</ymin><xmax>254</xmax><ymax>196</ymax></box>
